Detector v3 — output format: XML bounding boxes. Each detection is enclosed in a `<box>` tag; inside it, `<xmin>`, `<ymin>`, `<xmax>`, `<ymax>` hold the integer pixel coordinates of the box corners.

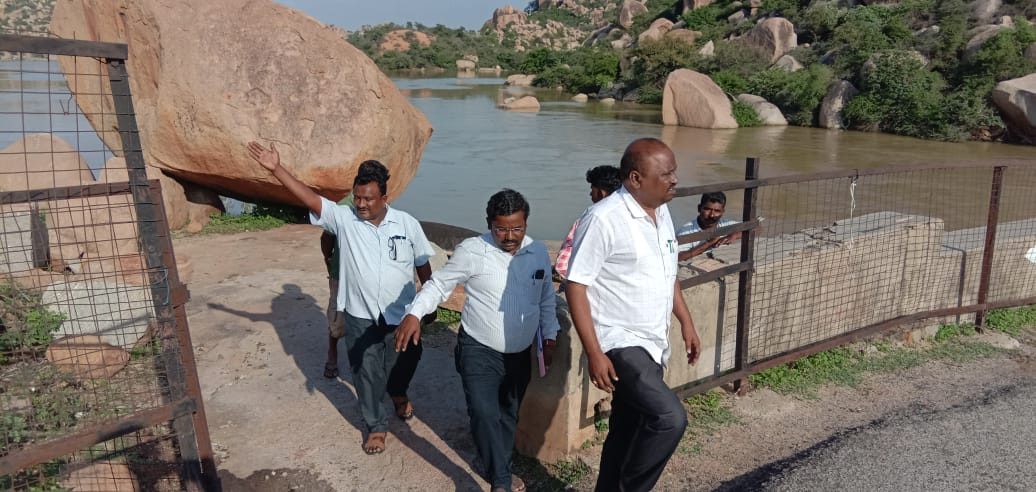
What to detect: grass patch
<box><xmin>678</xmin><ymin>389</ymin><xmax>739</xmax><ymax>454</ymax></box>
<box><xmin>197</xmin><ymin>212</ymin><xmax>289</xmax><ymax>234</ymax></box>
<box><xmin>511</xmin><ymin>454</ymin><xmax>576</xmax><ymax>491</ymax></box>
<box><xmin>749</xmin><ymin>323</ymin><xmax>1002</xmax><ymax>398</ymax></box>
<box><xmin>436</xmin><ymin>307</ymin><xmax>461</xmax><ymax>326</ymax></box>
<box><xmin>985</xmin><ymin>306</ymin><xmax>1036</xmax><ymax>336</ymax></box>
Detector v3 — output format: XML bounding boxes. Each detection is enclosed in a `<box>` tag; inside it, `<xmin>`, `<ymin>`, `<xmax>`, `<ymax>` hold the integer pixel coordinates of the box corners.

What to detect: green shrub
<box><xmin>843</xmin><ymin>50</ymin><xmax>949</xmax><ymax>139</ymax></box>
<box><xmin>710</xmin><ymin>70</ymin><xmax>751</xmax><ymax>95</ymax></box>
<box><xmin>732</xmin><ymin>100</ymin><xmax>762</xmax><ymax>127</ymax></box>
<box><xmin>701</xmin><ymin>40</ymin><xmax>771</xmax><ymax>78</ymax></box>
<box><xmin>625</xmin><ymin>36</ymin><xmax>702</xmax><ymax>93</ymax></box>
<box><xmin>748</xmin><ymin>65</ymin><xmax>833</xmax><ymax>126</ymax></box>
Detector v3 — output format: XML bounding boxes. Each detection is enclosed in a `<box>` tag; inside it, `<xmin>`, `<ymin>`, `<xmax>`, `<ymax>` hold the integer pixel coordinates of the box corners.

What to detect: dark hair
<box><xmin>354</xmin><ymin>160</ymin><xmax>390</xmax><ymax>195</ymax></box>
<box><xmin>585</xmin><ymin>165</ymin><xmax>621</xmax><ymax>193</ymax></box>
<box><xmin>619</xmin><ymin>137</ymin><xmax>667</xmax><ymax>180</ymax></box>
<box><xmin>699</xmin><ymin>191</ymin><xmax>727</xmax><ymax>207</ymax></box>
<box><xmin>485</xmin><ymin>188</ymin><xmax>530</xmax><ymax>224</ymax></box>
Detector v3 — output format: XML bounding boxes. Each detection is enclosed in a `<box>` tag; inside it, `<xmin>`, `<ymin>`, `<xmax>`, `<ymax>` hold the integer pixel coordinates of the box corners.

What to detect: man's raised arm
<box><xmin>247</xmin><ymin>141</ymin><xmax>324</xmax><ymax>217</ymax></box>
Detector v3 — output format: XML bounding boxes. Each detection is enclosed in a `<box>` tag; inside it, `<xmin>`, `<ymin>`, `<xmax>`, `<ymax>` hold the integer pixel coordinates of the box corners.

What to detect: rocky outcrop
<box><xmin>991</xmin><ymin>74</ymin><xmax>1036</xmax><ymax>144</ymax></box>
<box><xmin>819</xmin><ymin>80</ymin><xmax>860</xmax><ymax>130</ymax></box>
<box><xmin>500</xmin><ymin>96</ymin><xmax>541</xmax><ymax>111</ymax></box>
<box><xmin>662</xmin><ymin>69</ymin><xmax>738</xmax><ymax>129</ymax></box>
<box><xmin>737</xmin><ymin>94</ymin><xmax>788</xmax><ymax>126</ymax></box>
<box><xmin>50</xmin><ymin>0</ymin><xmax>432</xmax><ymax>208</ymax></box>
<box><xmin>506</xmin><ymin>74</ymin><xmax>537</xmax><ymax>86</ymax></box>
<box><xmin>618</xmin><ymin>0</ymin><xmax>648</xmax><ymax>29</ymax></box>
<box><xmin>379</xmin><ymin>29</ymin><xmax>432</xmax><ymax>52</ymax></box>
<box><xmin>964</xmin><ymin>24</ymin><xmax>1005</xmax><ymax>60</ymax></box>
<box><xmin>683</xmin><ymin>0</ymin><xmax>715</xmax><ymax>12</ymax></box>
<box><xmin>699</xmin><ymin>40</ymin><xmax>715</xmax><ymax>57</ymax></box>
<box><xmin>971</xmin><ymin>0</ymin><xmax>1002</xmax><ymax>23</ymax></box>
<box><xmin>0</xmin><ymin>133</ymin><xmax>93</xmax><ymax>191</ymax></box>
<box><xmin>572</xmin><ymin>93</ymin><xmax>589</xmax><ymax>102</ymax></box>
<box><xmin>98</xmin><ymin>157</ymin><xmax>224</xmax><ymax>233</ymax></box>
<box><xmin>456</xmin><ymin>59</ymin><xmax>476</xmax><ymax>71</ymax></box>
<box><xmin>638</xmin><ymin>18</ymin><xmax>674</xmax><ymax>43</ymax></box>
<box><xmin>492</xmin><ymin>5</ymin><xmax>528</xmax><ymax>29</ymax></box>
<box><xmin>774</xmin><ymin>54</ymin><xmax>804</xmax><ymax>72</ymax></box>
<box><xmin>743</xmin><ymin>17</ymin><xmax>798</xmax><ymax>63</ymax></box>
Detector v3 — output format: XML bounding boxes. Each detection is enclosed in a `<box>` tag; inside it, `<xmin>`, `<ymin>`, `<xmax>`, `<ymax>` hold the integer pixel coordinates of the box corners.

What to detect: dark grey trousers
<box><xmin>342</xmin><ymin>313</ymin><xmax>422</xmax><ymax>433</ymax></box>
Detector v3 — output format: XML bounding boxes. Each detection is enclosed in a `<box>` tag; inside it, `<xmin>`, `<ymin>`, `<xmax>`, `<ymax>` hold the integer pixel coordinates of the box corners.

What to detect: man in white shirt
<box><xmin>676</xmin><ymin>191</ymin><xmax>740</xmax><ymax>261</ymax></box>
<box><xmin>396</xmin><ymin>189</ymin><xmax>559</xmax><ymax>492</ymax></box>
<box><xmin>565</xmin><ymin>138</ymin><xmax>702</xmax><ymax>492</ymax></box>
<box><xmin>247</xmin><ymin>142</ymin><xmax>433</xmax><ymax>456</ymax></box>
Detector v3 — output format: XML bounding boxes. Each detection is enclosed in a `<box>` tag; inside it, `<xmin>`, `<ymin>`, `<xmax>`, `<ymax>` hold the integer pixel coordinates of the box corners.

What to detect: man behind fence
<box><xmin>247</xmin><ymin>142</ymin><xmax>433</xmax><ymax>456</ymax></box>
<box><xmin>565</xmin><ymin>138</ymin><xmax>701</xmax><ymax>492</ymax></box>
<box><xmin>676</xmin><ymin>191</ymin><xmax>740</xmax><ymax>261</ymax></box>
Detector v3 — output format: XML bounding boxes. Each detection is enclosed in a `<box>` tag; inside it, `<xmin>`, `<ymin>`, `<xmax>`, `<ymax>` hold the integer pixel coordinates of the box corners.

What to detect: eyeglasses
<box><xmin>492</xmin><ymin>226</ymin><xmax>526</xmax><ymax>235</ymax></box>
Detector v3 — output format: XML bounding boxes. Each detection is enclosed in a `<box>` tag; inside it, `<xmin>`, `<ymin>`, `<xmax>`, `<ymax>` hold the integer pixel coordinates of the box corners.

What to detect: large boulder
<box><xmin>98</xmin><ymin>157</ymin><xmax>224</xmax><ymax>233</ymax></box>
<box><xmin>737</xmin><ymin>94</ymin><xmax>788</xmax><ymax>126</ymax></box>
<box><xmin>639</xmin><ymin>18</ymin><xmax>675</xmax><ymax>43</ymax></box>
<box><xmin>662</xmin><ymin>69</ymin><xmax>738</xmax><ymax>129</ymax></box>
<box><xmin>964</xmin><ymin>24</ymin><xmax>1005</xmax><ymax>61</ymax></box>
<box><xmin>50</xmin><ymin>0</ymin><xmax>432</xmax><ymax>207</ymax></box>
<box><xmin>971</xmin><ymin>0</ymin><xmax>1002</xmax><ymax>23</ymax></box>
<box><xmin>684</xmin><ymin>0</ymin><xmax>715</xmax><ymax>11</ymax></box>
<box><xmin>991</xmin><ymin>74</ymin><xmax>1036</xmax><ymax>144</ymax></box>
<box><xmin>500</xmin><ymin>96</ymin><xmax>541</xmax><ymax>111</ymax></box>
<box><xmin>618</xmin><ymin>0</ymin><xmax>649</xmax><ymax>29</ymax></box>
<box><xmin>1026</xmin><ymin>42</ymin><xmax>1036</xmax><ymax>63</ymax></box>
<box><xmin>819</xmin><ymin>80</ymin><xmax>859</xmax><ymax>130</ymax></box>
<box><xmin>743</xmin><ymin>17</ymin><xmax>798</xmax><ymax>63</ymax></box>
<box><xmin>46</xmin><ymin>334</ymin><xmax>130</xmax><ymax>380</ymax></box>
<box><xmin>0</xmin><ymin>133</ymin><xmax>93</xmax><ymax>191</ymax></box>
<box><xmin>774</xmin><ymin>54</ymin><xmax>804</xmax><ymax>72</ymax></box>
<box><xmin>456</xmin><ymin>59</ymin><xmax>476</xmax><ymax>71</ymax></box>
<box><xmin>492</xmin><ymin>5</ymin><xmax>527</xmax><ymax>30</ymax></box>
<box><xmin>505</xmin><ymin>74</ymin><xmax>537</xmax><ymax>87</ymax></box>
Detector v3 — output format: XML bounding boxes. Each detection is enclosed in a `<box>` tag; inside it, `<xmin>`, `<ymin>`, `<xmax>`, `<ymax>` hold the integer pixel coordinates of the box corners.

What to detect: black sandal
<box><xmin>323</xmin><ymin>363</ymin><xmax>339</xmax><ymax>379</ymax></box>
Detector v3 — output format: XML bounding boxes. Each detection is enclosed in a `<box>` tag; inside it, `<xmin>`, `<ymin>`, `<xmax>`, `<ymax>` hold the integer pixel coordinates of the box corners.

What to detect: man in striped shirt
<box><xmin>554</xmin><ymin>165</ymin><xmax>621</xmax><ymax>282</ymax></box>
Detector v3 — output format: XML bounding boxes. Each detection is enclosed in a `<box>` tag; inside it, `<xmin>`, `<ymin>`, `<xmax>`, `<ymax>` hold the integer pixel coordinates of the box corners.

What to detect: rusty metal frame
<box><xmin>0</xmin><ymin>36</ymin><xmax>216</xmax><ymax>491</ymax></box>
<box><xmin>672</xmin><ymin>159</ymin><xmax>1036</xmax><ymax>400</ymax></box>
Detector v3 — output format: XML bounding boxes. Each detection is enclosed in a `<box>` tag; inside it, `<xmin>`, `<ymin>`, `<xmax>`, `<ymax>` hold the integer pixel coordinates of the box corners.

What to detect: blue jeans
<box><xmin>455</xmin><ymin>328</ymin><xmax>531</xmax><ymax>491</ymax></box>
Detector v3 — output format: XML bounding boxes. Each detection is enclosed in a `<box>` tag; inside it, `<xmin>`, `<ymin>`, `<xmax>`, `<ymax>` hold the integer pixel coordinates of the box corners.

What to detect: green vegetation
<box><xmin>197</xmin><ymin>203</ymin><xmax>306</xmax><ymax>235</ymax></box>
<box><xmin>985</xmin><ymin>305</ymin><xmax>1036</xmax><ymax>336</ymax></box>
<box><xmin>749</xmin><ymin>323</ymin><xmax>1002</xmax><ymax>398</ymax></box>
<box><xmin>731</xmin><ymin>100</ymin><xmax>762</xmax><ymax>127</ymax></box>
<box><xmin>0</xmin><ymin>282</ymin><xmax>65</xmax><ymax>364</ymax></box>
<box><xmin>436</xmin><ymin>307</ymin><xmax>461</xmax><ymax>326</ymax></box>
<box><xmin>678</xmin><ymin>389</ymin><xmax>739</xmax><ymax>454</ymax></box>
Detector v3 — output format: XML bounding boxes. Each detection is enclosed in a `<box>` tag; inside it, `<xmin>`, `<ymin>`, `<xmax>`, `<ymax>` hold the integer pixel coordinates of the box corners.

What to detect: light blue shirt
<box><xmin>311</xmin><ymin>197</ymin><xmax>434</xmax><ymax>325</ymax></box>
<box><xmin>676</xmin><ymin>217</ymin><xmax>738</xmax><ymax>252</ymax></box>
<box><xmin>407</xmin><ymin>232</ymin><xmax>560</xmax><ymax>353</ymax></box>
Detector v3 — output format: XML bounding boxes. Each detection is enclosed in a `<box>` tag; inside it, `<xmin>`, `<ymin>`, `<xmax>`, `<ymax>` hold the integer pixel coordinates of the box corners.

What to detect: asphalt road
<box><xmin>717</xmin><ymin>380</ymin><xmax>1036</xmax><ymax>491</ymax></box>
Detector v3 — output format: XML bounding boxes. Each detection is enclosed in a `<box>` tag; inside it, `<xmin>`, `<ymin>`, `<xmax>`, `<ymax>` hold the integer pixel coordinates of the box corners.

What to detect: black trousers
<box><xmin>455</xmin><ymin>328</ymin><xmax>531</xmax><ymax>491</ymax></box>
<box><xmin>595</xmin><ymin>347</ymin><xmax>687</xmax><ymax>492</ymax></box>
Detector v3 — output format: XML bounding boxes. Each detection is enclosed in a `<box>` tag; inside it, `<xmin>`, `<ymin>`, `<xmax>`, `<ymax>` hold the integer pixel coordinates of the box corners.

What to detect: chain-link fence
<box><xmin>1</xmin><ymin>34</ymin><xmax>215</xmax><ymax>491</ymax></box>
<box><xmin>676</xmin><ymin>159</ymin><xmax>1036</xmax><ymax>394</ymax></box>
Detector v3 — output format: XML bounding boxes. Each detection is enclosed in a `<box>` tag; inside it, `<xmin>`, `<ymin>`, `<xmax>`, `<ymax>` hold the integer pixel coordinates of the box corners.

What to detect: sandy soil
<box><xmin>175</xmin><ymin>224</ymin><xmax>1034</xmax><ymax>491</ymax></box>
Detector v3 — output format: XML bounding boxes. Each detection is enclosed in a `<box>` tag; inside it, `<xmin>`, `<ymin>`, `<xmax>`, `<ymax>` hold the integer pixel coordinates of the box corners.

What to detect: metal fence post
<box><xmin>975</xmin><ymin>166</ymin><xmax>1005</xmax><ymax>328</ymax></box>
<box><xmin>732</xmin><ymin>157</ymin><xmax>759</xmax><ymax>395</ymax></box>
<box><xmin>107</xmin><ymin>59</ymin><xmax>216</xmax><ymax>491</ymax></box>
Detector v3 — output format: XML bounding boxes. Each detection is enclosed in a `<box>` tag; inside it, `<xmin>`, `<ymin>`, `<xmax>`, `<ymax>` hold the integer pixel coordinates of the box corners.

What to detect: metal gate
<box><xmin>0</xmin><ymin>34</ymin><xmax>216</xmax><ymax>490</ymax></box>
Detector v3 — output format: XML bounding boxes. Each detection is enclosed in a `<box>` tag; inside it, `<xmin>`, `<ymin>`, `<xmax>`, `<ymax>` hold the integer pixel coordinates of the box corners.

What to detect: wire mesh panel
<box><xmin>1</xmin><ymin>34</ymin><xmax>213</xmax><ymax>491</ymax></box>
<box><xmin>676</xmin><ymin>161</ymin><xmax>1036</xmax><ymax>396</ymax></box>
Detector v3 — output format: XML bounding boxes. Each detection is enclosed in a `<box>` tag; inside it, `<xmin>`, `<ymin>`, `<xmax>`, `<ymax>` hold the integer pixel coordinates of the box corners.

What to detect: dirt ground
<box><xmin>175</xmin><ymin>224</ymin><xmax>1035</xmax><ymax>491</ymax></box>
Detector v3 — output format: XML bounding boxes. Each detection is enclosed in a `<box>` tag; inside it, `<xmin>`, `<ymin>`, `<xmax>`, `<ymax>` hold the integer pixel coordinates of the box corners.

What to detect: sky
<box><xmin>274</xmin><ymin>1</ymin><xmax>518</xmax><ymax>31</ymax></box>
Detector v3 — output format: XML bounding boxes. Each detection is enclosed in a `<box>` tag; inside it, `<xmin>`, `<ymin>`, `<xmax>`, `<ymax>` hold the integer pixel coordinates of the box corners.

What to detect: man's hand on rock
<box><xmin>247</xmin><ymin>141</ymin><xmax>281</xmax><ymax>172</ymax></box>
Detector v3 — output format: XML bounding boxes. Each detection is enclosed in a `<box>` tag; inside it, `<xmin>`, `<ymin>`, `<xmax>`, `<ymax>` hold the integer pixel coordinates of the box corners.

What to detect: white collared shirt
<box><xmin>676</xmin><ymin>217</ymin><xmax>738</xmax><ymax>252</ymax></box>
<box><xmin>566</xmin><ymin>186</ymin><xmax>678</xmax><ymax>365</ymax></box>
<box><xmin>311</xmin><ymin>197</ymin><xmax>434</xmax><ymax>325</ymax></box>
<box><xmin>406</xmin><ymin>232</ymin><xmax>560</xmax><ymax>353</ymax></box>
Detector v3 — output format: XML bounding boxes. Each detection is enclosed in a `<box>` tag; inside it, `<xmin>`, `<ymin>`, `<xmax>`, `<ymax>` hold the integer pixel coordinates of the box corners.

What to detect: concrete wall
<box><xmin>516</xmin><ymin>212</ymin><xmax>1036</xmax><ymax>462</ymax></box>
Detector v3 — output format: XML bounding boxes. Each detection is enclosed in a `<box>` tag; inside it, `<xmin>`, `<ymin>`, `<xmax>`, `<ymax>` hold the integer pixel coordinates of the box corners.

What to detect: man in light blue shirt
<box><xmin>396</xmin><ymin>189</ymin><xmax>559</xmax><ymax>492</ymax></box>
<box><xmin>247</xmin><ymin>142</ymin><xmax>433</xmax><ymax>456</ymax></box>
<box><xmin>676</xmin><ymin>191</ymin><xmax>740</xmax><ymax>261</ymax></box>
